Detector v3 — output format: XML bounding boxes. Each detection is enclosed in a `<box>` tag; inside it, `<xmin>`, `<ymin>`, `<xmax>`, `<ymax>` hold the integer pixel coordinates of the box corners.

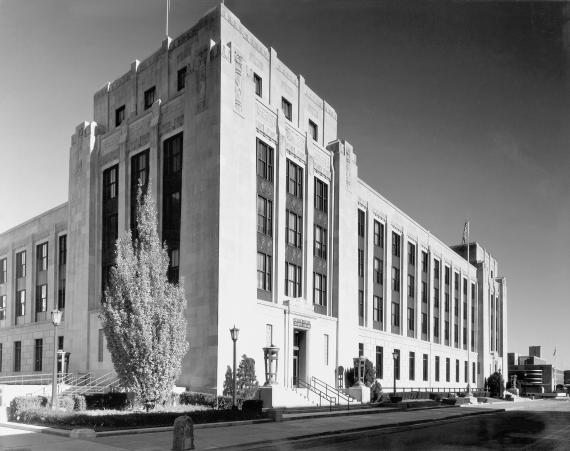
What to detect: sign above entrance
<box><xmin>293</xmin><ymin>318</ymin><xmax>311</xmax><ymax>330</ymax></box>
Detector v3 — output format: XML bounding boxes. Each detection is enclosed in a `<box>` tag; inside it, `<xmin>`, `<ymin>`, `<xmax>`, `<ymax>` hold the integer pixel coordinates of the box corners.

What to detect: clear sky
<box><xmin>1</xmin><ymin>1</ymin><xmax>568</xmax><ymax>368</ymax></box>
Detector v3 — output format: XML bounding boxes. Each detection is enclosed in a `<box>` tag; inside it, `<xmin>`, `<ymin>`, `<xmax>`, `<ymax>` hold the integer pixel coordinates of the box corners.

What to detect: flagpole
<box><xmin>466</xmin><ymin>221</ymin><xmax>471</xmax><ymax>394</ymax></box>
<box><xmin>166</xmin><ymin>0</ymin><xmax>170</xmax><ymax>37</ymax></box>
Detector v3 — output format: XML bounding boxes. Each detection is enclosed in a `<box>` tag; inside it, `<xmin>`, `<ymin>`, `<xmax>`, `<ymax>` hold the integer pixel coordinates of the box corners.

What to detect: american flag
<box><xmin>462</xmin><ymin>221</ymin><xmax>470</xmax><ymax>245</ymax></box>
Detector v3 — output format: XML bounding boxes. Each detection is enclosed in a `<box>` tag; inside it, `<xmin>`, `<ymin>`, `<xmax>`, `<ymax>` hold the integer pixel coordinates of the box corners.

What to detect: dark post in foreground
<box><xmin>51</xmin><ymin>309</ymin><xmax>62</xmax><ymax>409</ymax></box>
<box><xmin>172</xmin><ymin>415</ymin><xmax>194</xmax><ymax>450</ymax></box>
<box><xmin>230</xmin><ymin>325</ymin><xmax>240</xmax><ymax>409</ymax></box>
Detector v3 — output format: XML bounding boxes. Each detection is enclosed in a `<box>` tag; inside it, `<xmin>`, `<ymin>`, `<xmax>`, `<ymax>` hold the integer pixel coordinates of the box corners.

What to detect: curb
<box><xmin>281</xmin><ymin>404</ymin><xmax>454</xmax><ymax>421</ymax></box>
<box><xmin>216</xmin><ymin>408</ymin><xmax>506</xmax><ymax>450</ymax></box>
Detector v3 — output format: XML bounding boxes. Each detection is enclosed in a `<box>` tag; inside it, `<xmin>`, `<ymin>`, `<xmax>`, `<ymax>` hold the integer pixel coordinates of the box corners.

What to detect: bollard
<box><xmin>172</xmin><ymin>415</ymin><xmax>194</xmax><ymax>450</ymax></box>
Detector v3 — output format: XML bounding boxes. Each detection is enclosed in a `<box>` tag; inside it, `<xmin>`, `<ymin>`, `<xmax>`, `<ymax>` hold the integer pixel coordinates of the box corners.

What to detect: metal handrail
<box><xmin>63</xmin><ymin>372</ymin><xmax>120</xmax><ymax>395</ymax></box>
<box><xmin>0</xmin><ymin>373</ymin><xmax>53</xmax><ymax>385</ymax></box>
<box><xmin>311</xmin><ymin>376</ymin><xmax>352</xmax><ymax>411</ymax></box>
<box><xmin>295</xmin><ymin>379</ymin><xmax>335</xmax><ymax>410</ymax></box>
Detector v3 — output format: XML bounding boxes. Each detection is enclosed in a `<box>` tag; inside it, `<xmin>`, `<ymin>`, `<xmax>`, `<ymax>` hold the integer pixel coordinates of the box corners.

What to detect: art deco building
<box><xmin>0</xmin><ymin>4</ymin><xmax>507</xmax><ymax>396</ymax></box>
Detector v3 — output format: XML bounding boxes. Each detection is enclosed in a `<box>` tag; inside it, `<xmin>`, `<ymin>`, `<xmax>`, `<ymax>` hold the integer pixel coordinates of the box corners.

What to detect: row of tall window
<box><xmin>0</xmin><ymin>337</ymin><xmax>64</xmax><ymax>373</ymax></box>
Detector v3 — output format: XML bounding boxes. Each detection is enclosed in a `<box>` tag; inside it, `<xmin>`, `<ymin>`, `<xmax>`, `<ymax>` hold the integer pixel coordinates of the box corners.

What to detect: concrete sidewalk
<box><xmin>0</xmin><ymin>405</ymin><xmax>502</xmax><ymax>451</ymax></box>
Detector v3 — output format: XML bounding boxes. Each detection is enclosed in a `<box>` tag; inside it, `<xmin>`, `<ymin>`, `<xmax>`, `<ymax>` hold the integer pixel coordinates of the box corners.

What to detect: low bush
<box><xmin>73</xmin><ymin>394</ymin><xmax>87</xmax><ymax>411</ymax></box>
<box><xmin>10</xmin><ymin>396</ymin><xmax>48</xmax><ymax>420</ymax></box>
<box><xmin>57</xmin><ymin>396</ymin><xmax>75</xmax><ymax>411</ymax></box>
<box><xmin>13</xmin><ymin>406</ymin><xmax>264</xmax><ymax>430</ymax></box>
<box><xmin>370</xmin><ymin>381</ymin><xmax>383</xmax><ymax>402</ymax></box>
<box><xmin>85</xmin><ymin>392</ymin><xmax>130</xmax><ymax>410</ymax></box>
<box><xmin>179</xmin><ymin>392</ymin><xmax>243</xmax><ymax>410</ymax></box>
<box><xmin>242</xmin><ymin>399</ymin><xmax>263</xmax><ymax>415</ymax></box>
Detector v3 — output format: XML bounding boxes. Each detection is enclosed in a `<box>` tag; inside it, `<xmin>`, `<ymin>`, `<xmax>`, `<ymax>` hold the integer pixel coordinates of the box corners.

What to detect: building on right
<box><xmin>508</xmin><ymin>346</ymin><xmax>565</xmax><ymax>394</ymax></box>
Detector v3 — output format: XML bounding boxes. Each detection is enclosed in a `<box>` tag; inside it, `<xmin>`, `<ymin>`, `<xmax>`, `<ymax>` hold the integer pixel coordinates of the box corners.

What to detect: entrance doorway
<box><xmin>292</xmin><ymin>329</ymin><xmax>306</xmax><ymax>387</ymax></box>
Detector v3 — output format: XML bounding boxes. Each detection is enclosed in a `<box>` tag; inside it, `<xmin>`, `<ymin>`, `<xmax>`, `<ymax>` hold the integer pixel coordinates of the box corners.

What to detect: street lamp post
<box><xmin>230</xmin><ymin>325</ymin><xmax>239</xmax><ymax>410</ymax></box>
<box><xmin>392</xmin><ymin>350</ymin><xmax>398</xmax><ymax>397</ymax></box>
<box><xmin>50</xmin><ymin>309</ymin><xmax>62</xmax><ymax>410</ymax></box>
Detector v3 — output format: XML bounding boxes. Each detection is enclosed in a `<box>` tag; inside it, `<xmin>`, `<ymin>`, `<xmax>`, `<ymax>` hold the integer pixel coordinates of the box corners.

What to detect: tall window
<box><xmin>115</xmin><ymin>105</ymin><xmax>125</xmax><ymax>127</ymax></box>
<box><xmin>392</xmin><ymin>267</ymin><xmax>400</xmax><ymax>291</ymax></box>
<box><xmin>16</xmin><ymin>290</ymin><xmax>25</xmax><ymax>316</ymax></box>
<box><xmin>130</xmin><ymin>149</ymin><xmax>149</xmax><ymax>236</ymax></box>
<box><xmin>358</xmin><ymin>290</ymin><xmax>364</xmax><ymax>321</ymax></box>
<box><xmin>421</xmin><ymin>281</ymin><xmax>427</xmax><ymax>303</ymax></box>
<box><xmin>285</xmin><ymin>262</ymin><xmax>302</xmax><ymax>297</ymax></box>
<box><xmin>257</xmin><ymin>140</ymin><xmax>274</xmax><ymax>182</ymax></box>
<box><xmin>435</xmin><ymin>356</ymin><xmax>440</xmax><ymax>381</ymax></box>
<box><xmin>103</xmin><ymin>165</ymin><xmax>118</xmax><ymax>201</ymax></box>
<box><xmin>177</xmin><ymin>66</ymin><xmax>187</xmax><ymax>91</ymax></box>
<box><xmin>445</xmin><ymin>266</ymin><xmax>450</xmax><ymax>286</ymax></box>
<box><xmin>257</xmin><ymin>253</ymin><xmax>272</xmax><ymax>292</ymax></box>
<box><xmin>254</xmin><ymin>73</ymin><xmax>262</xmax><ymax>97</ymax></box>
<box><xmin>421</xmin><ymin>313</ymin><xmax>428</xmax><ymax>334</ymax></box>
<box><xmin>464</xmin><ymin>361</ymin><xmax>468</xmax><ymax>383</ymax></box>
<box><xmin>0</xmin><ymin>258</ymin><xmax>6</xmax><ymax>284</ymax></box>
<box><xmin>434</xmin><ymin>259</ymin><xmax>440</xmax><ymax>280</ymax></box>
<box><xmin>102</xmin><ymin>164</ymin><xmax>119</xmax><ymax>291</ymax></box>
<box><xmin>392</xmin><ymin>232</ymin><xmax>400</xmax><ymax>257</ymax></box>
<box><xmin>358</xmin><ymin>343</ymin><xmax>364</xmax><ymax>357</ymax></box>
<box><xmin>163</xmin><ymin>134</ymin><xmax>183</xmax><ymax>284</ymax></box>
<box><xmin>358</xmin><ymin>249</ymin><xmax>364</xmax><ymax>278</ymax></box>
<box><xmin>314</xmin><ymin>178</ymin><xmax>328</xmax><ymax>212</ymax></box>
<box><xmin>456</xmin><ymin>359</ymin><xmax>460</xmax><ymax>383</ymax></box>
<box><xmin>313</xmin><ymin>273</ymin><xmax>327</xmax><ymax>306</ymax></box>
<box><xmin>58</xmin><ymin>279</ymin><xmax>66</xmax><ymax>310</ymax></box>
<box><xmin>373</xmin><ymin>220</ymin><xmax>384</xmax><ymax>247</ymax></box>
<box><xmin>357</xmin><ymin>210</ymin><xmax>365</xmax><ymax>237</ymax></box>
<box><xmin>434</xmin><ymin>287</ymin><xmax>440</xmax><ymax>308</ymax></box>
<box><xmin>144</xmin><ymin>86</ymin><xmax>156</xmax><ymax>110</ymax></box>
<box><xmin>376</xmin><ymin>346</ymin><xmax>383</xmax><ymax>378</ymax></box>
<box><xmin>58</xmin><ymin>235</ymin><xmax>67</xmax><ymax>266</ymax></box>
<box><xmin>421</xmin><ymin>251</ymin><xmax>428</xmax><ymax>273</ymax></box>
<box><xmin>16</xmin><ymin>251</ymin><xmax>26</xmax><ymax>278</ymax></box>
<box><xmin>0</xmin><ymin>295</ymin><xmax>6</xmax><ymax>320</ymax></box>
<box><xmin>392</xmin><ymin>302</ymin><xmax>400</xmax><ymax>327</ymax></box>
<box><xmin>309</xmin><ymin>120</ymin><xmax>318</xmax><ymax>141</ymax></box>
<box><xmin>434</xmin><ymin>320</ymin><xmax>439</xmax><ymax>338</ymax></box>
<box><xmin>281</xmin><ymin>97</ymin><xmax>292</xmax><ymax>120</ymax></box>
<box><xmin>373</xmin><ymin>258</ymin><xmax>383</xmax><ymax>284</ymax></box>
<box><xmin>286</xmin><ymin>211</ymin><xmax>303</xmax><ymax>248</ymax></box>
<box><xmin>373</xmin><ymin>295</ymin><xmax>382</xmax><ymax>322</ymax></box>
<box><xmin>409</xmin><ymin>352</ymin><xmax>415</xmax><ymax>380</ymax></box>
<box><xmin>37</xmin><ymin>243</ymin><xmax>48</xmax><ymax>272</ymax></box>
<box><xmin>0</xmin><ymin>343</ymin><xmax>2</xmax><ymax>372</ymax></box>
<box><xmin>34</xmin><ymin>339</ymin><xmax>43</xmax><ymax>371</ymax></box>
<box><xmin>445</xmin><ymin>320</ymin><xmax>450</xmax><ymax>340</ymax></box>
<box><xmin>408</xmin><ymin>243</ymin><xmax>415</xmax><ymax>266</ymax></box>
<box><xmin>446</xmin><ymin>358</ymin><xmax>450</xmax><ymax>382</ymax></box>
<box><xmin>257</xmin><ymin>195</ymin><xmax>273</xmax><ymax>236</ymax></box>
<box><xmin>314</xmin><ymin>225</ymin><xmax>327</xmax><ymax>259</ymax></box>
<box><xmin>408</xmin><ymin>275</ymin><xmax>415</xmax><ymax>298</ymax></box>
<box><xmin>445</xmin><ymin>293</ymin><xmax>450</xmax><ymax>312</ymax></box>
<box><xmin>423</xmin><ymin>354</ymin><xmax>428</xmax><ymax>381</ymax></box>
<box><xmin>36</xmin><ymin>284</ymin><xmax>47</xmax><ymax>313</ymax></box>
<box><xmin>286</xmin><ymin>160</ymin><xmax>303</xmax><ymax>198</ymax></box>
<box><xmin>394</xmin><ymin>349</ymin><xmax>400</xmax><ymax>380</ymax></box>
<box><xmin>14</xmin><ymin>341</ymin><xmax>21</xmax><ymax>372</ymax></box>
<box><xmin>407</xmin><ymin>307</ymin><xmax>414</xmax><ymax>332</ymax></box>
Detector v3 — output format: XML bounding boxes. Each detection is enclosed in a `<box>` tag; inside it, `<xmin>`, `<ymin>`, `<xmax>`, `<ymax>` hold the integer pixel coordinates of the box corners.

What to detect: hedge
<box><xmin>178</xmin><ymin>392</ymin><xmax>243</xmax><ymax>410</ymax></box>
<box><xmin>84</xmin><ymin>393</ymin><xmax>130</xmax><ymax>411</ymax></box>
<box><xmin>10</xmin><ymin>395</ymin><xmax>87</xmax><ymax>421</ymax></box>
<box><xmin>12</xmin><ymin>407</ymin><xmax>265</xmax><ymax>430</ymax></box>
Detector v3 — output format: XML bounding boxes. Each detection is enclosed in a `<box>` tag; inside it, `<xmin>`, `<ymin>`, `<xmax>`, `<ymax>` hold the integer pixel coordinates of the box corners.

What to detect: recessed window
<box><xmin>177</xmin><ymin>66</ymin><xmax>187</xmax><ymax>91</ymax></box>
<box><xmin>358</xmin><ymin>290</ymin><xmax>364</xmax><ymax>321</ymax></box>
<box><xmin>314</xmin><ymin>178</ymin><xmax>328</xmax><ymax>213</ymax></box>
<box><xmin>408</xmin><ymin>275</ymin><xmax>415</xmax><ymax>298</ymax></box>
<box><xmin>254</xmin><ymin>73</ymin><xmax>262</xmax><ymax>97</ymax></box>
<box><xmin>16</xmin><ymin>251</ymin><xmax>26</xmax><ymax>278</ymax></box>
<box><xmin>98</xmin><ymin>329</ymin><xmax>104</xmax><ymax>362</ymax></box>
<box><xmin>36</xmin><ymin>284</ymin><xmax>47</xmax><ymax>313</ymax></box>
<box><xmin>392</xmin><ymin>302</ymin><xmax>400</xmax><ymax>327</ymax></box>
<box><xmin>286</xmin><ymin>210</ymin><xmax>303</xmax><ymax>248</ymax></box>
<box><xmin>392</xmin><ymin>232</ymin><xmax>400</xmax><ymax>257</ymax></box>
<box><xmin>446</xmin><ymin>357</ymin><xmax>450</xmax><ymax>382</ymax></box>
<box><xmin>408</xmin><ymin>243</ymin><xmax>415</xmax><ymax>266</ymax></box>
<box><xmin>376</xmin><ymin>346</ymin><xmax>383</xmax><ymax>379</ymax></box>
<box><xmin>14</xmin><ymin>341</ymin><xmax>21</xmax><ymax>372</ymax></box>
<box><xmin>373</xmin><ymin>258</ymin><xmax>383</xmax><ymax>284</ymax></box>
<box><xmin>59</xmin><ymin>235</ymin><xmax>67</xmax><ymax>266</ymax></box>
<box><xmin>115</xmin><ymin>105</ymin><xmax>125</xmax><ymax>127</ymax></box>
<box><xmin>409</xmin><ymin>352</ymin><xmax>415</xmax><ymax>381</ymax></box>
<box><xmin>423</xmin><ymin>354</ymin><xmax>428</xmax><ymax>381</ymax></box>
<box><xmin>373</xmin><ymin>295</ymin><xmax>382</xmax><ymax>322</ymax></box>
<box><xmin>285</xmin><ymin>262</ymin><xmax>302</xmax><ymax>297</ymax></box>
<box><xmin>357</xmin><ymin>210</ymin><xmax>365</xmax><ymax>237</ymax></box>
<box><xmin>103</xmin><ymin>165</ymin><xmax>118</xmax><ymax>200</ymax></box>
<box><xmin>286</xmin><ymin>160</ymin><xmax>303</xmax><ymax>198</ymax></box>
<box><xmin>308</xmin><ymin>120</ymin><xmax>318</xmax><ymax>141</ymax></box>
<box><xmin>358</xmin><ymin>249</ymin><xmax>364</xmax><ymax>278</ymax></box>
<box><xmin>34</xmin><ymin>339</ymin><xmax>43</xmax><ymax>372</ymax></box>
<box><xmin>314</xmin><ymin>225</ymin><xmax>327</xmax><ymax>260</ymax></box>
<box><xmin>373</xmin><ymin>221</ymin><xmax>384</xmax><ymax>247</ymax></box>
<box><xmin>257</xmin><ymin>140</ymin><xmax>274</xmax><ymax>182</ymax></box>
<box><xmin>0</xmin><ymin>258</ymin><xmax>6</xmax><ymax>284</ymax></box>
<box><xmin>421</xmin><ymin>313</ymin><xmax>428</xmax><ymax>334</ymax></box>
<box><xmin>37</xmin><ymin>243</ymin><xmax>48</xmax><ymax>272</ymax></box>
<box><xmin>257</xmin><ymin>195</ymin><xmax>273</xmax><ymax>237</ymax></box>
<box><xmin>17</xmin><ymin>290</ymin><xmax>25</xmax><ymax>316</ymax></box>
<box><xmin>281</xmin><ymin>97</ymin><xmax>292</xmax><ymax>121</ymax></box>
<box><xmin>394</xmin><ymin>349</ymin><xmax>400</xmax><ymax>380</ymax></box>
<box><xmin>313</xmin><ymin>272</ymin><xmax>327</xmax><ymax>306</ymax></box>
<box><xmin>407</xmin><ymin>307</ymin><xmax>414</xmax><ymax>331</ymax></box>
<box><xmin>144</xmin><ymin>86</ymin><xmax>156</xmax><ymax>110</ymax></box>
<box><xmin>392</xmin><ymin>267</ymin><xmax>400</xmax><ymax>292</ymax></box>
<box><xmin>421</xmin><ymin>251</ymin><xmax>428</xmax><ymax>273</ymax></box>
<box><xmin>421</xmin><ymin>281</ymin><xmax>427</xmax><ymax>303</ymax></box>
<box><xmin>0</xmin><ymin>295</ymin><xmax>6</xmax><ymax>320</ymax></box>
<box><xmin>435</xmin><ymin>356</ymin><xmax>440</xmax><ymax>381</ymax></box>
<box><xmin>257</xmin><ymin>252</ymin><xmax>272</xmax><ymax>292</ymax></box>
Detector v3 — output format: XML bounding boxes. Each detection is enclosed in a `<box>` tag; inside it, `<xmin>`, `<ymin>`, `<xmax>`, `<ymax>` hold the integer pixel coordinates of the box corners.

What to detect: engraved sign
<box><xmin>293</xmin><ymin>319</ymin><xmax>311</xmax><ymax>330</ymax></box>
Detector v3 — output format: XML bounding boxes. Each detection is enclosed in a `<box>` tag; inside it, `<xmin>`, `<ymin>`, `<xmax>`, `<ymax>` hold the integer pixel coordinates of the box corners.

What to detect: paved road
<box><xmin>259</xmin><ymin>400</ymin><xmax>570</xmax><ymax>450</ymax></box>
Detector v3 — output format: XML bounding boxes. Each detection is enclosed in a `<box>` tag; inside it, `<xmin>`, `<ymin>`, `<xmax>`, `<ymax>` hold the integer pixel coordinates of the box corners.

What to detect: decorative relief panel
<box><xmin>176</xmin><ymin>44</ymin><xmax>193</xmax><ymax>64</ymax></box>
<box><xmin>373</xmin><ymin>210</ymin><xmax>387</xmax><ymax>222</ymax></box>
<box><xmin>256</xmin><ymin>103</ymin><xmax>277</xmax><ymax>143</ymax></box>
<box><xmin>287</xmin><ymin>195</ymin><xmax>303</xmax><ymax>215</ymax></box>
<box><xmin>283</xmin><ymin>124</ymin><xmax>306</xmax><ymax>163</ymax></box>
<box><xmin>101</xmin><ymin>133</ymin><xmax>120</xmax><ymax>156</ymax></box>
<box><xmin>257</xmin><ymin>179</ymin><xmax>274</xmax><ymax>199</ymax></box>
<box><xmin>305</xmin><ymin>86</ymin><xmax>322</xmax><ymax>109</ymax></box>
<box><xmin>276</xmin><ymin>60</ymin><xmax>298</xmax><ymax>86</ymax></box>
<box><xmin>128</xmin><ymin>133</ymin><xmax>150</xmax><ymax>152</ymax></box>
<box><xmin>257</xmin><ymin>234</ymin><xmax>273</xmax><ymax>254</ymax></box>
<box><xmin>312</xmin><ymin>148</ymin><xmax>331</xmax><ymax>180</ymax></box>
<box><xmin>234</xmin><ymin>49</ymin><xmax>244</xmax><ymax>117</ymax></box>
<box><xmin>221</xmin><ymin>7</ymin><xmax>269</xmax><ymax>60</ymax></box>
<box><xmin>324</xmin><ymin>102</ymin><xmax>337</xmax><ymax>120</ymax></box>
<box><xmin>171</xmin><ymin>28</ymin><xmax>197</xmax><ymax>50</ymax></box>
<box><xmin>285</xmin><ymin>246</ymin><xmax>302</xmax><ymax>265</ymax></box>
<box><xmin>138</xmin><ymin>49</ymin><xmax>163</xmax><ymax>72</ymax></box>
<box><xmin>196</xmin><ymin>48</ymin><xmax>208</xmax><ymax>113</ymax></box>
<box><xmin>314</xmin><ymin>258</ymin><xmax>327</xmax><ymax>274</ymax></box>
<box><xmin>109</xmin><ymin>71</ymin><xmax>131</xmax><ymax>91</ymax></box>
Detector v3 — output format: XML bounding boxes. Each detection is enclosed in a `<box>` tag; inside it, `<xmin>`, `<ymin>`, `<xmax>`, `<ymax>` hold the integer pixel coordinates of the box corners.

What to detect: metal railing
<box><xmin>311</xmin><ymin>376</ymin><xmax>352</xmax><ymax>410</ymax></box>
<box><xmin>63</xmin><ymin>372</ymin><xmax>120</xmax><ymax>395</ymax></box>
<box><xmin>0</xmin><ymin>373</ymin><xmax>53</xmax><ymax>385</ymax></box>
<box><xmin>293</xmin><ymin>378</ymin><xmax>335</xmax><ymax>410</ymax></box>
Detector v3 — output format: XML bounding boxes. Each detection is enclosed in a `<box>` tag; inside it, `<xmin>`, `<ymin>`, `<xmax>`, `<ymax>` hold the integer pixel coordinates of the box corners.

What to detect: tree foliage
<box><xmin>222</xmin><ymin>355</ymin><xmax>259</xmax><ymax>400</ymax></box>
<box><xmin>487</xmin><ymin>371</ymin><xmax>505</xmax><ymax>398</ymax></box>
<box><xmin>100</xmin><ymin>183</ymin><xmax>189</xmax><ymax>409</ymax></box>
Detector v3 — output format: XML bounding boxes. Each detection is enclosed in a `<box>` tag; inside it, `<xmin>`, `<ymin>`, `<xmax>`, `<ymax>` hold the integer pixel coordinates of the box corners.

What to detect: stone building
<box><xmin>0</xmin><ymin>4</ymin><xmax>507</xmax><ymax>396</ymax></box>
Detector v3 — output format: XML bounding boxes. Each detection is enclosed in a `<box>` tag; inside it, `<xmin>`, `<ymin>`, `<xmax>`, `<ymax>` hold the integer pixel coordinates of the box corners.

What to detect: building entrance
<box><xmin>292</xmin><ymin>329</ymin><xmax>306</xmax><ymax>387</ymax></box>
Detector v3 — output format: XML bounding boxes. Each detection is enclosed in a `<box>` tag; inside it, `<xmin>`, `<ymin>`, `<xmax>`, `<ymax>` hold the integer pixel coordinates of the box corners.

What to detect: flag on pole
<box><xmin>553</xmin><ymin>348</ymin><xmax>556</xmax><ymax>357</ymax></box>
<box><xmin>462</xmin><ymin>221</ymin><xmax>470</xmax><ymax>245</ymax></box>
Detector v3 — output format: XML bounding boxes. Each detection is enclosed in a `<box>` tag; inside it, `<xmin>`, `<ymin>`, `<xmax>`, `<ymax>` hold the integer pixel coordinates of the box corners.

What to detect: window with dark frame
<box><xmin>115</xmin><ymin>105</ymin><xmax>125</xmax><ymax>127</ymax></box>
<box><xmin>392</xmin><ymin>267</ymin><xmax>400</xmax><ymax>292</ymax></box>
<box><xmin>358</xmin><ymin>249</ymin><xmax>364</xmax><ymax>278</ymax></box>
<box><xmin>445</xmin><ymin>320</ymin><xmax>449</xmax><ymax>340</ymax></box>
<box><xmin>0</xmin><ymin>258</ymin><xmax>6</xmax><ymax>284</ymax></box>
<box><xmin>34</xmin><ymin>339</ymin><xmax>43</xmax><ymax>371</ymax></box>
<box><xmin>445</xmin><ymin>266</ymin><xmax>450</xmax><ymax>285</ymax></box>
<box><xmin>464</xmin><ymin>361</ymin><xmax>468</xmax><ymax>383</ymax></box>
<box><xmin>374</xmin><ymin>258</ymin><xmax>383</xmax><ymax>284</ymax></box>
<box><xmin>257</xmin><ymin>195</ymin><xmax>273</xmax><ymax>236</ymax></box>
<box><xmin>422</xmin><ymin>281</ymin><xmax>427</xmax><ymax>303</ymax></box>
<box><xmin>254</xmin><ymin>73</ymin><xmax>262</xmax><ymax>97</ymax></box>
<box><xmin>456</xmin><ymin>359</ymin><xmax>460</xmax><ymax>382</ymax></box>
<box><xmin>130</xmin><ymin>149</ymin><xmax>150</xmax><ymax>237</ymax></box>
<box><xmin>408</xmin><ymin>242</ymin><xmax>415</xmax><ymax>266</ymax></box>
<box><xmin>0</xmin><ymin>295</ymin><xmax>6</xmax><ymax>320</ymax></box>
<box><xmin>281</xmin><ymin>97</ymin><xmax>292</xmax><ymax>120</ymax></box>
<box><xmin>285</xmin><ymin>262</ymin><xmax>302</xmax><ymax>297</ymax></box>
<box><xmin>409</xmin><ymin>352</ymin><xmax>415</xmax><ymax>380</ymax></box>
<box><xmin>373</xmin><ymin>295</ymin><xmax>382</xmax><ymax>322</ymax></box>
<box><xmin>286</xmin><ymin>210</ymin><xmax>303</xmax><ymax>248</ymax></box>
<box><xmin>257</xmin><ymin>140</ymin><xmax>274</xmax><ymax>182</ymax></box>
<box><xmin>446</xmin><ymin>357</ymin><xmax>450</xmax><ymax>382</ymax></box>
<box><xmin>373</xmin><ymin>220</ymin><xmax>384</xmax><ymax>247</ymax></box>
<box><xmin>16</xmin><ymin>290</ymin><xmax>25</xmax><ymax>317</ymax></box>
<box><xmin>435</xmin><ymin>356</ymin><xmax>440</xmax><ymax>381</ymax></box>
<box><xmin>144</xmin><ymin>86</ymin><xmax>156</xmax><ymax>110</ymax></box>
<box><xmin>358</xmin><ymin>290</ymin><xmax>364</xmax><ymax>321</ymax></box>
<box><xmin>313</xmin><ymin>273</ymin><xmax>327</xmax><ymax>306</ymax></box>
<box><xmin>314</xmin><ymin>178</ymin><xmax>328</xmax><ymax>213</ymax></box>
<box><xmin>314</xmin><ymin>225</ymin><xmax>327</xmax><ymax>260</ymax></box>
<box><xmin>58</xmin><ymin>278</ymin><xmax>66</xmax><ymax>310</ymax></box>
<box><xmin>309</xmin><ymin>119</ymin><xmax>318</xmax><ymax>141</ymax></box>
<box><xmin>434</xmin><ymin>286</ymin><xmax>440</xmax><ymax>308</ymax></box>
<box><xmin>37</xmin><ymin>243</ymin><xmax>48</xmax><ymax>272</ymax></box>
<box><xmin>59</xmin><ymin>235</ymin><xmax>67</xmax><ymax>266</ymax></box>
<box><xmin>423</xmin><ymin>354</ymin><xmax>428</xmax><ymax>381</ymax></box>
<box><xmin>358</xmin><ymin>210</ymin><xmax>365</xmax><ymax>237</ymax></box>
<box><xmin>408</xmin><ymin>275</ymin><xmax>415</xmax><ymax>298</ymax></box>
<box><xmin>0</xmin><ymin>344</ymin><xmax>2</xmax><ymax>372</ymax></box>
<box><xmin>392</xmin><ymin>302</ymin><xmax>400</xmax><ymax>327</ymax></box>
<box><xmin>376</xmin><ymin>346</ymin><xmax>383</xmax><ymax>379</ymax></box>
<box><xmin>177</xmin><ymin>66</ymin><xmax>187</xmax><ymax>91</ymax></box>
<box><xmin>392</xmin><ymin>232</ymin><xmax>400</xmax><ymax>257</ymax></box>
<box><xmin>257</xmin><ymin>252</ymin><xmax>272</xmax><ymax>292</ymax></box>
<box><xmin>394</xmin><ymin>349</ymin><xmax>400</xmax><ymax>380</ymax></box>
<box><xmin>14</xmin><ymin>341</ymin><xmax>21</xmax><ymax>372</ymax></box>
<box><xmin>16</xmin><ymin>251</ymin><xmax>26</xmax><ymax>278</ymax></box>
<box><xmin>421</xmin><ymin>312</ymin><xmax>427</xmax><ymax>334</ymax></box>
<box><xmin>286</xmin><ymin>160</ymin><xmax>303</xmax><ymax>198</ymax></box>
<box><xmin>421</xmin><ymin>251</ymin><xmax>428</xmax><ymax>273</ymax></box>
<box><xmin>407</xmin><ymin>307</ymin><xmax>414</xmax><ymax>331</ymax></box>
<box><xmin>358</xmin><ymin>343</ymin><xmax>364</xmax><ymax>357</ymax></box>
<box><xmin>36</xmin><ymin>284</ymin><xmax>47</xmax><ymax>313</ymax></box>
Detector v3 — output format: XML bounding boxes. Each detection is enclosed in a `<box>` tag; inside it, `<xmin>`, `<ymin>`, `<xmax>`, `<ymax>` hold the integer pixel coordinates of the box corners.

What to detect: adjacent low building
<box><xmin>0</xmin><ymin>4</ymin><xmax>507</xmax><ymax>397</ymax></box>
<box><xmin>508</xmin><ymin>346</ymin><xmax>564</xmax><ymax>393</ymax></box>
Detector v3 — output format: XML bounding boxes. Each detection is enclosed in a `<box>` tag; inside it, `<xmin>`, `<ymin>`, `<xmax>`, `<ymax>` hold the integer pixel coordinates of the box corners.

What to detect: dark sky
<box><xmin>0</xmin><ymin>0</ymin><xmax>568</xmax><ymax>367</ymax></box>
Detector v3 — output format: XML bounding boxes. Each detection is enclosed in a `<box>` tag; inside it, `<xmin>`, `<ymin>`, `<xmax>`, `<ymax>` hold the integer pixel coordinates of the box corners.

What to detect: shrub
<box><xmin>178</xmin><ymin>391</ymin><xmax>242</xmax><ymax>410</ymax></box>
<box><xmin>345</xmin><ymin>367</ymin><xmax>356</xmax><ymax>387</ymax></box>
<box><xmin>242</xmin><ymin>400</ymin><xmax>263</xmax><ymax>415</ymax></box>
<box><xmin>73</xmin><ymin>394</ymin><xmax>87</xmax><ymax>411</ymax></box>
<box><xmin>370</xmin><ymin>381</ymin><xmax>383</xmax><ymax>402</ymax></box>
<box><xmin>487</xmin><ymin>371</ymin><xmax>504</xmax><ymax>398</ymax></box>
<box><xmin>223</xmin><ymin>355</ymin><xmax>259</xmax><ymax>400</ymax></box>
<box><xmin>58</xmin><ymin>396</ymin><xmax>75</xmax><ymax>411</ymax></box>
<box><xmin>85</xmin><ymin>392</ymin><xmax>130</xmax><ymax>410</ymax></box>
<box><xmin>10</xmin><ymin>396</ymin><xmax>47</xmax><ymax>421</ymax></box>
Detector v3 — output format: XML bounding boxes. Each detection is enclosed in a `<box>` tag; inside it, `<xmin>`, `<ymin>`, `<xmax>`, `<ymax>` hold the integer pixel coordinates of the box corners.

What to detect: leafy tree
<box><xmin>236</xmin><ymin>354</ymin><xmax>259</xmax><ymax>400</ymax></box>
<box><xmin>100</xmin><ymin>183</ymin><xmax>189</xmax><ymax>410</ymax></box>
<box><xmin>487</xmin><ymin>371</ymin><xmax>505</xmax><ymax>398</ymax></box>
<box><xmin>222</xmin><ymin>366</ymin><xmax>233</xmax><ymax>398</ymax></box>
